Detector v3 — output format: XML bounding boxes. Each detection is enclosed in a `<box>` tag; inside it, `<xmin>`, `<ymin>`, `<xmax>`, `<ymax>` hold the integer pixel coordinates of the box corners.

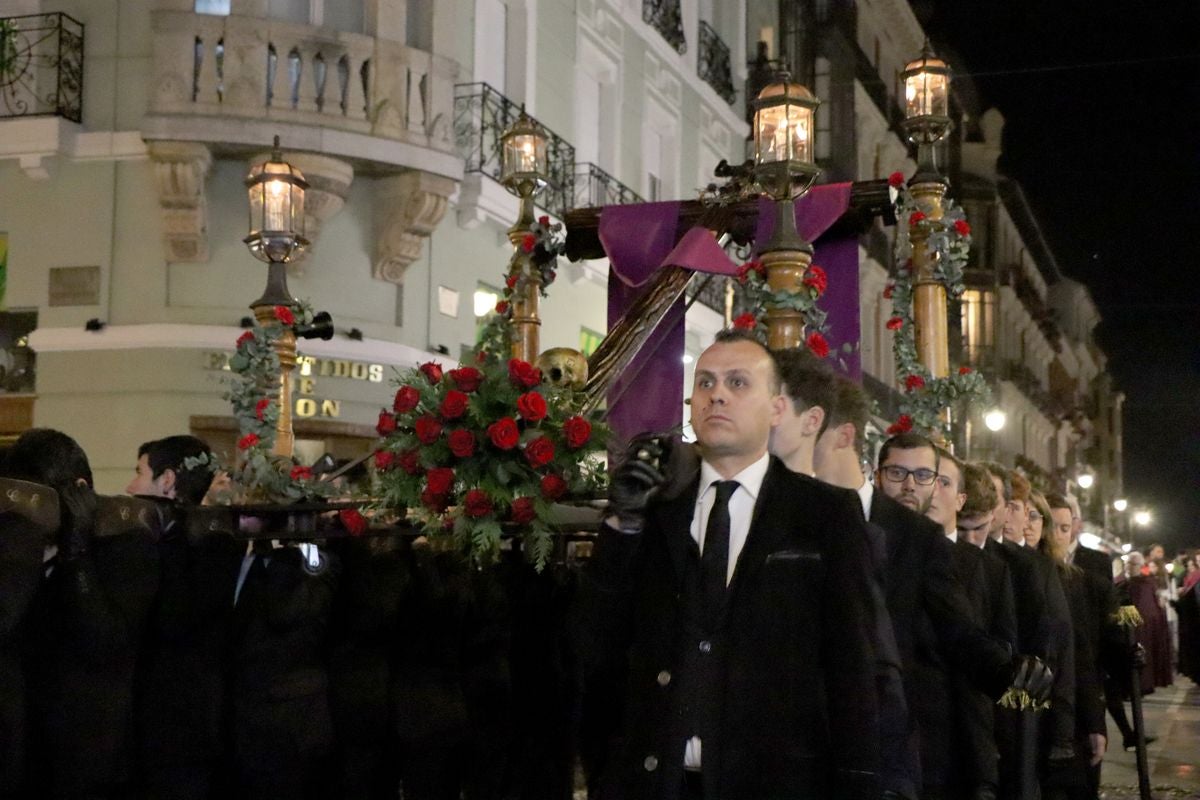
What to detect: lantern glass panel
<box><xmin>502</xmin><ymin>131</ymin><xmax>548</xmax><ymax>180</ymax></box>
<box><xmin>756</xmin><ymin>102</ymin><xmax>813</xmax><ymax>165</ymax></box>
<box><xmin>905</xmin><ymin>69</ymin><xmax>948</xmax><ymax>118</ymax></box>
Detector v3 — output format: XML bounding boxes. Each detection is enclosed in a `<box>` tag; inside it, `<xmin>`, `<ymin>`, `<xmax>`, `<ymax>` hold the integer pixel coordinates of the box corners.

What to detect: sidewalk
<box><xmin>1100</xmin><ymin>678</ymin><xmax>1200</xmax><ymax>799</ymax></box>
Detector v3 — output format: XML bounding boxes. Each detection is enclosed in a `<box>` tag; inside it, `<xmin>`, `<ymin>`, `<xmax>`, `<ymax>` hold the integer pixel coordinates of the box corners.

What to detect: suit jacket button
<box><xmin>656</xmin><ymin>670</ymin><xmax>671</xmax><ymax>686</ymax></box>
<box><xmin>643</xmin><ymin>755</ymin><xmax>658</xmax><ymax>772</ymax></box>
<box><xmin>698</xmin><ymin>640</ymin><xmax>712</xmax><ymax>654</ymax></box>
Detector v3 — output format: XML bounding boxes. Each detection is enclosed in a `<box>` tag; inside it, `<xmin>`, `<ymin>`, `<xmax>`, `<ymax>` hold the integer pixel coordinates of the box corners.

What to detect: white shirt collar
<box><xmin>945</xmin><ymin>529</ymin><xmax>958</xmax><ymax>543</ymax></box>
<box><xmin>856</xmin><ymin>479</ymin><xmax>874</xmax><ymax>520</ymax></box>
<box><xmin>697</xmin><ymin>451</ymin><xmax>771</xmax><ymax>503</ymax></box>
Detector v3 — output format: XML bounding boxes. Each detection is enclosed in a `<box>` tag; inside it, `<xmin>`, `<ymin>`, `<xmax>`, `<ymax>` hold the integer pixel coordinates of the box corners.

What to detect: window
<box><xmin>269</xmin><ymin>0</ymin><xmax>309</xmax><ymax>25</ymax></box>
<box><xmin>195</xmin><ymin>0</ymin><xmax>230</xmax><ymax>14</ymax></box>
<box><xmin>960</xmin><ymin>289</ymin><xmax>995</xmax><ymax>367</ymax></box>
<box><xmin>647</xmin><ymin>173</ymin><xmax>661</xmax><ymax>202</ymax></box>
<box><xmin>814</xmin><ymin>57</ymin><xmax>831</xmax><ymax>160</ymax></box>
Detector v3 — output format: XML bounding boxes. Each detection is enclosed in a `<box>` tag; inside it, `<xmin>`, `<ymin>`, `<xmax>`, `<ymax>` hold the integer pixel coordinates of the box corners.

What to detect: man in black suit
<box><xmin>770</xmin><ymin>354</ymin><xmax>915</xmax><ymax>799</ymax></box>
<box><xmin>815</xmin><ymin>422</ymin><xmax>1046</xmax><ymax>800</ymax></box>
<box><xmin>582</xmin><ymin>330</ymin><xmax>882</xmax><ymax>800</ymax></box>
<box><xmin>11</xmin><ymin>429</ymin><xmax>161</xmax><ymax>799</ymax></box>
<box><xmin>0</xmin><ymin>474</ymin><xmax>57</xmax><ymax>795</ymax></box>
<box><xmin>128</xmin><ymin>435</ymin><xmax>244</xmax><ymax>800</ymax></box>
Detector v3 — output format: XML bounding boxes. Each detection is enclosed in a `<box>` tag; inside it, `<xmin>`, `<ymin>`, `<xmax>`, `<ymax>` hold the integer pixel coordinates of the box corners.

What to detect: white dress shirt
<box><xmin>856</xmin><ymin>479</ymin><xmax>874</xmax><ymax>521</ymax></box>
<box><xmin>685</xmin><ymin>451</ymin><xmax>770</xmax><ymax>770</ymax></box>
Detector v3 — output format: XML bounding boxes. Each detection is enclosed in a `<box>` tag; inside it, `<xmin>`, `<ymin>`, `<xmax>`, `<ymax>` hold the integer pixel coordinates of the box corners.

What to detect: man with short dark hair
<box><xmin>957</xmin><ymin>463</ymin><xmax>998</xmax><ymax>548</ymax></box>
<box><xmin>768</xmin><ymin>347</ymin><xmax>837</xmax><ymax>476</ymax></box>
<box><xmin>586</xmin><ymin>329</ymin><xmax>883</xmax><ymax>799</ymax></box>
<box><xmin>127</xmin><ymin>435</ymin><xmax>217</xmax><ymax>505</ymax></box>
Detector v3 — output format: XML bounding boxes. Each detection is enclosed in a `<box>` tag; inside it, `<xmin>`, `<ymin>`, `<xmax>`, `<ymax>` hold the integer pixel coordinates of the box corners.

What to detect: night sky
<box><xmin>921</xmin><ymin>1</ymin><xmax>1200</xmax><ymax>553</ymax></box>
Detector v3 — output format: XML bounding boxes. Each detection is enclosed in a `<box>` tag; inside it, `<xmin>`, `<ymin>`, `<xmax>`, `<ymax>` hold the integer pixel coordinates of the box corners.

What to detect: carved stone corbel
<box><xmin>149</xmin><ymin>141</ymin><xmax>213</xmax><ymax>263</ymax></box>
<box><xmin>373</xmin><ymin>170</ymin><xmax>456</xmax><ymax>284</ymax></box>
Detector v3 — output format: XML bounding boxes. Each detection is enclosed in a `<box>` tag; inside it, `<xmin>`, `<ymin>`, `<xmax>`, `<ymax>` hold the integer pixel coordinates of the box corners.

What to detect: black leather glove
<box><xmin>1010</xmin><ymin>655</ymin><xmax>1054</xmax><ymax>705</ymax></box>
<box><xmin>608</xmin><ymin>436</ymin><xmax>668</xmax><ymax>532</ymax></box>
<box><xmin>57</xmin><ymin>483</ymin><xmax>97</xmax><ymax>560</ymax></box>
<box><xmin>1131</xmin><ymin>643</ymin><xmax>1148</xmax><ymax>669</ymax></box>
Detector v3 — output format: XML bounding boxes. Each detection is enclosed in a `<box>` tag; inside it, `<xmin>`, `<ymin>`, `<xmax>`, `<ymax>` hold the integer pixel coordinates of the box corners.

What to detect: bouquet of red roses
<box><xmin>374</xmin><ymin>357</ymin><xmax>607</xmax><ymax>568</ymax></box>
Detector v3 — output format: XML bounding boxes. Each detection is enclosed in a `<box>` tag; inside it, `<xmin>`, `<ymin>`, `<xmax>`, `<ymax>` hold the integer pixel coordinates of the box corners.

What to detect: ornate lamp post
<box><xmin>751</xmin><ymin>72</ymin><xmax>821</xmax><ymax>350</ymax></box>
<box><xmin>499</xmin><ymin>110</ymin><xmax>549</xmax><ymax>364</ymax></box>
<box><xmin>900</xmin><ymin>42</ymin><xmax>954</xmax><ymax>380</ymax></box>
<box><xmin>243</xmin><ymin>136</ymin><xmax>309</xmax><ymax>458</ymax></box>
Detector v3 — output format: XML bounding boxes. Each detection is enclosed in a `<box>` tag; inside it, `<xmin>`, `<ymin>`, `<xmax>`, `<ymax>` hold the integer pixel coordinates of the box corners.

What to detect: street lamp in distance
<box><xmin>984</xmin><ymin>408</ymin><xmax>1007</xmax><ymax>432</ymax></box>
<box><xmin>1113</xmin><ymin>498</ymin><xmax>1128</xmax><ymax>512</ymax></box>
<box><xmin>1076</xmin><ymin>471</ymin><xmax>1095</xmax><ymax>490</ymax></box>
<box><xmin>1134</xmin><ymin>510</ymin><xmax>1152</xmax><ymax>527</ymax></box>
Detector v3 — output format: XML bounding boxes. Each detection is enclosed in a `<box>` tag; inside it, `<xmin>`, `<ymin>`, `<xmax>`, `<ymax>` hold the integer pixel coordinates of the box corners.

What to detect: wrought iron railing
<box><xmin>573</xmin><ymin>162</ymin><xmax>643</xmax><ymax>210</ymax></box>
<box><xmin>689</xmin><ymin>273</ymin><xmax>731</xmax><ymax>317</ymax></box>
<box><xmin>697</xmin><ymin>21</ymin><xmax>735</xmax><ymax>105</ymax></box>
<box><xmin>453</xmin><ymin>82</ymin><xmax>576</xmax><ymax>219</ymax></box>
<box><xmin>0</xmin><ymin>13</ymin><xmax>84</xmax><ymax>122</ymax></box>
<box><xmin>643</xmin><ymin>0</ymin><xmax>686</xmax><ymax>54</ymax></box>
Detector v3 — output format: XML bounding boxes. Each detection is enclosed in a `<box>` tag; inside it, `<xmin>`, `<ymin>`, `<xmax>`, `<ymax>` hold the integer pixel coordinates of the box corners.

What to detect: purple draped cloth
<box><xmin>598</xmin><ymin>184</ymin><xmax>859</xmax><ymax>444</ymax></box>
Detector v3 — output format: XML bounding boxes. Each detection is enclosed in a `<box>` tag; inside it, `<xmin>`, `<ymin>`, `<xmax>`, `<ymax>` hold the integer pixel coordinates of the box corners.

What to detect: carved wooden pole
<box><xmin>909</xmin><ymin>180</ymin><xmax>949</xmax><ymax>380</ymax></box>
<box><xmin>507</xmin><ymin>188</ymin><xmax>541</xmax><ymax>364</ymax></box>
<box><xmin>760</xmin><ymin>197</ymin><xmax>811</xmax><ymax>350</ymax></box>
<box><xmin>253</xmin><ymin>296</ymin><xmax>297</xmax><ymax>459</ymax></box>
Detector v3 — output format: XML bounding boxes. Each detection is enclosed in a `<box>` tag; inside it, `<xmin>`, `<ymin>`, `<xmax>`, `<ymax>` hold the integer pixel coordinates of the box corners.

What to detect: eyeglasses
<box><xmin>1028</xmin><ymin>510</ymin><xmax>1042</xmax><ymax>522</ymax></box>
<box><xmin>879</xmin><ymin>465</ymin><xmax>937</xmax><ymax>486</ymax></box>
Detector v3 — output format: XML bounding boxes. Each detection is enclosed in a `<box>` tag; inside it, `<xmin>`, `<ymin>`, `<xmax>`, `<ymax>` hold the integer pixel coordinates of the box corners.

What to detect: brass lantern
<box><xmin>500</xmin><ymin>110</ymin><xmax>549</xmax><ymax>196</ymax></box>
<box><xmin>244</xmin><ymin>136</ymin><xmax>310</xmax><ymax>265</ymax></box>
<box><xmin>752</xmin><ymin>72</ymin><xmax>820</xmax><ymax>201</ymax></box>
<box><xmin>901</xmin><ymin>42</ymin><xmax>952</xmax><ymax>144</ymax></box>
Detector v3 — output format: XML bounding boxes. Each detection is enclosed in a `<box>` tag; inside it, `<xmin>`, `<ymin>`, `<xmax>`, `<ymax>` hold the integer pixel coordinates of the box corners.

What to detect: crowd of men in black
<box><xmin>0</xmin><ymin>329</ymin><xmax>1145</xmax><ymax>800</ymax></box>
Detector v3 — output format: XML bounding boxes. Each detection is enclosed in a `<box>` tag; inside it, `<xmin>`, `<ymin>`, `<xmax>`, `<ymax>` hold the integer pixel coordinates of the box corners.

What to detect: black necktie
<box><xmin>702</xmin><ymin>480</ymin><xmax>738</xmax><ymax>625</ymax></box>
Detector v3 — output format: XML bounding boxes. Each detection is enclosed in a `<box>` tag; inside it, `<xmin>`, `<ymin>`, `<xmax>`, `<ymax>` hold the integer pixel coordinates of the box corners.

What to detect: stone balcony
<box><xmin>142</xmin><ymin>6</ymin><xmax>460</xmax><ymax>179</ymax></box>
<box><xmin>139</xmin><ymin>5</ymin><xmax>462</xmax><ymax>278</ymax></box>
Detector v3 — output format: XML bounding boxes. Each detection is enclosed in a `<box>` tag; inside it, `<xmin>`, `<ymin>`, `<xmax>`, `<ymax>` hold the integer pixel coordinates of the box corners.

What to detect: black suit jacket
<box><xmin>869</xmin><ymin>493</ymin><xmax>1013</xmax><ymax>793</ymax></box>
<box><xmin>1072</xmin><ymin>545</ymin><xmax>1113</xmax><ymax>588</ymax></box>
<box><xmin>582</xmin><ymin>457</ymin><xmax>881</xmax><ymax>800</ymax></box>
<box><xmin>0</xmin><ymin>513</ymin><xmax>49</xmax><ymax>795</ymax></box>
<box><xmin>26</xmin><ymin>525</ymin><xmax>161</xmax><ymax>798</ymax></box>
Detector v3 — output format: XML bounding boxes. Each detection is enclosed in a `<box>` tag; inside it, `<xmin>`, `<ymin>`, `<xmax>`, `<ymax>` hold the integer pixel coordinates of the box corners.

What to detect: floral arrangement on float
<box><xmin>731</xmin><ymin>257</ymin><xmax>833</xmax><ymax>360</ymax></box>
<box><xmin>882</xmin><ymin>170</ymin><xmax>991</xmax><ymax>439</ymax></box>
<box><xmin>374</xmin><ymin>216</ymin><xmax>608</xmax><ymax>569</ymax></box>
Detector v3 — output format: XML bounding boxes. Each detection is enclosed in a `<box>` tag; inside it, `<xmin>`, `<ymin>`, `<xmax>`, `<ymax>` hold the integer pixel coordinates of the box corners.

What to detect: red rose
<box><xmin>563</xmin><ymin>416</ymin><xmax>592</xmax><ymax>449</ymax></box>
<box><xmin>521</xmin><ymin>233</ymin><xmax>537</xmax><ymax>253</ymax></box>
<box><xmin>505</xmin><ymin>273</ymin><xmax>519</xmax><ymax>289</ymax></box>
<box><xmin>886</xmin><ymin>317</ymin><xmax>904</xmax><ymax>331</ymax></box>
<box><xmin>463</xmin><ymin>489</ymin><xmax>493</xmax><ymax>518</ymax></box>
<box><xmin>398</xmin><ymin>449</ymin><xmax>422</xmax><ymax>475</ymax></box>
<box><xmin>488</xmin><ymin>417</ymin><xmax>520</xmax><ymax>450</ymax></box>
<box><xmin>237</xmin><ymin>433</ymin><xmax>260</xmax><ymax>450</ymax></box>
<box><xmin>418</xmin><ymin>361</ymin><xmax>444</xmax><ymax>385</ymax></box>
<box><xmin>415</xmin><ymin>415</ymin><xmax>443</xmax><ymax>444</ymax></box>
<box><xmin>524</xmin><ymin>436</ymin><xmax>555</xmax><ymax>468</ymax></box>
<box><xmin>904</xmin><ymin>374</ymin><xmax>926</xmax><ymax>392</ymax></box>
<box><xmin>909</xmin><ymin>211</ymin><xmax>926</xmax><ymax>226</ymax></box>
<box><xmin>496</xmin><ymin>300</ymin><xmax>510</xmax><ymax>314</ymax></box>
<box><xmin>425</xmin><ymin>467</ymin><xmax>455</xmax><ymax>495</ymax></box>
<box><xmin>540</xmin><ymin>474</ymin><xmax>568</xmax><ymax>501</ymax></box>
<box><xmin>338</xmin><ymin>508</ymin><xmax>368</xmax><ymax>536</ymax></box>
<box><xmin>538</xmin><ymin>215</ymin><xmax>550</xmax><ymax>226</ymax></box>
<box><xmin>393</xmin><ymin>386</ymin><xmax>420</xmax><ymax>413</ymax></box>
<box><xmin>802</xmin><ymin>264</ymin><xmax>828</xmax><ymax>295</ymax></box>
<box><xmin>508</xmin><ymin>359</ymin><xmax>542</xmax><ymax>388</ymax></box>
<box><xmin>289</xmin><ymin>465</ymin><xmax>313</xmax><ymax>481</ymax></box>
<box><xmin>888</xmin><ymin>171</ymin><xmax>906</xmax><ymax>188</ymax></box>
<box><xmin>237</xmin><ymin>331</ymin><xmax>254</xmax><ymax>348</ymax></box>
<box><xmin>448</xmin><ymin>429</ymin><xmax>476</xmax><ymax>458</ymax></box>
<box><xmin>958</xmin><ymin>366</ymin><xmax>973</xmax><ymax>375</ymax></box>
<box><xmin>255</xmin><ymin>397</ymin><xmax>270</xmax><ymax>420</ymax></box>
<box><xmin>510</xmin><ymin>496</ymin><xmax>536</xmax><ymax>524</ymax></box>
<box><xmin>374</xmin><ymin>450</ymin><xmax>396</xmax><ymax>471</ymax></box>
<box><xmin>954</xmin><ymin>219</ymin><xmax>971</xmax><ymax>237</ymax></box>
<box><xmin>806</xmin><ymin>332</ymin><xmax>830</xmax><ymax>359</ymax></box>
<box><xmin>449</xmin><ymin>367</ymin><xmax>484</xmax><ymax>392</ymax></box>
<box><xmin>886</xmin><ymin>415</ymin><xmax>914</xmax><ymax>435</ymax></box>
<box><xmin>420</xmin><ymin>489</ymin><xmax>449</xmax><ymax>513</ymax></box>
<box><xmin>376</xmin><ymin>410</ymin><xmax>397</xmax><ymax>436</ymax></box>
<box><xmin>274</xmin><ymin>305</ymin><xmax>295</xmax><ymax>326</ymax></box>
<box><xmin>517</xmin><ymin>391</ymin><xmax>548</xmax><ymax>422</ymax></box>
<box><xmin>733</xmin><ymin>313</ymin><xmax>757</xmax><ymax>330</ymax></box>
<box><xmin>440</xmin><ymin>390</ymin><xmax>469</xmax><ymax>420</ymax></box>
<box><xmin>883</xmin><ymin>284</ymin><xmax>895</xmax><ymax>299</ymax></box>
